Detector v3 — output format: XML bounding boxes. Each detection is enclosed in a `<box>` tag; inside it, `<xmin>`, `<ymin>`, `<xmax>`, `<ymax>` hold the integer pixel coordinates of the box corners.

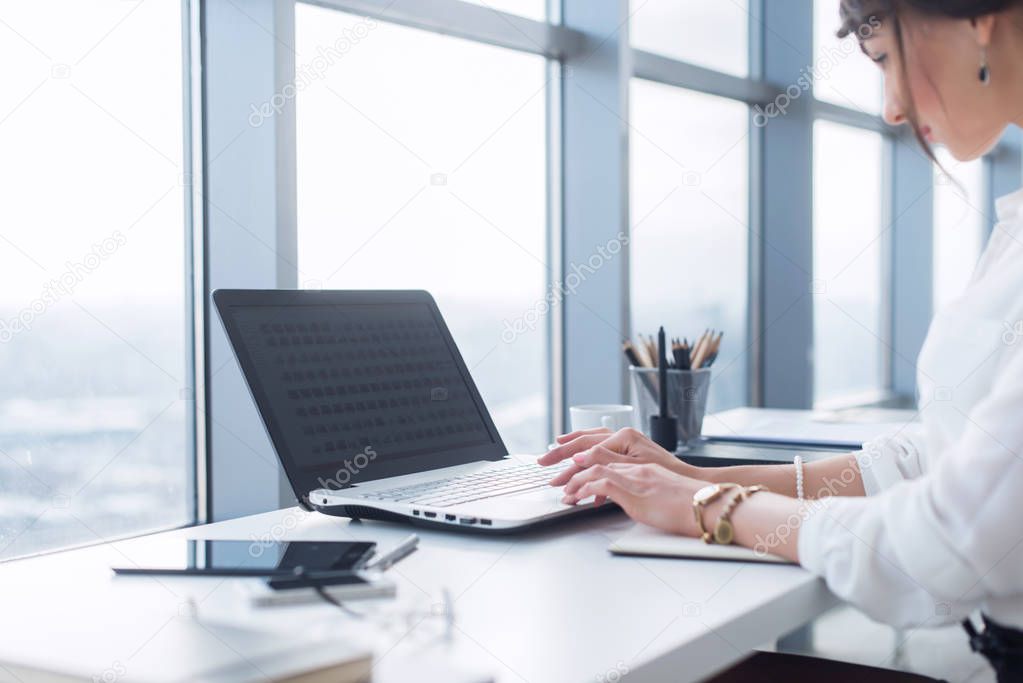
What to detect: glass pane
<box><xmin>813</xmin><ymin>121</ymin><xmax>885</xmax><ymax>404</ymax></box>
<box><xmin>630</xmin><ymin>80</ymin><xmax>750</xmax><ymax>412</ymax></box>
<box><xmin>630</xmin><ymin>0</ymin><xmax>749</xmax><ymax>77</ymax></box>
<box><xmin>813</xmin><ymin>0</ymin><xmax>882</xmax><ymax>114</ymax></box>
<box><xmin>933</xmin><ymin>150</ymin><xmax>986</xmax><ymax>309</ymax></box>
<box><xmin>296</xmin><ymin>6</ymin><xmax>548</xmax><ymax>454</ymax></box>
<box><xmin>461</xmin><ymin>0</ymin><xmax>545</xmax><ymax>21</ymax></box>
<box><xmin>0</xmin><ymin>1</ymin><xmax>191</xmax><ymax>559</ymax></box>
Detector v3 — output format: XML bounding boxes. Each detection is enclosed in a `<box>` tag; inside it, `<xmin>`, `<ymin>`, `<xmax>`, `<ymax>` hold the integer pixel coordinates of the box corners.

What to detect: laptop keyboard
<box><xmin>360</xmin><ymin>461</ymin><xmax>570</xmax><ymax>508</ymax></box>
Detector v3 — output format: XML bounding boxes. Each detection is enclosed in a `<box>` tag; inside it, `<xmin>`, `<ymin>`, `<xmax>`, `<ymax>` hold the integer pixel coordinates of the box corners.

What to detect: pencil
<box><xmin>705</xmin><ymin>331</ymin><xmax>723</xmax><ymax>367</ymax></box>
<box><xmin>691</xmin><ymin>329</ymin><xmax>713</xmax><ymax>369</ymax></box>
<box><xmin>689</xmin><ymin>331</ymin><xmax>707</xmax><ymax>369</ymax></box>
<box><xmin>623</xmin><ymin>341</ymin><xmax>644</xmax><ymax>368</ymax></box>
<box><xmin>633</xmin><ymin>337</ymin><xmax>654</xmax><ymax>368</ymax></box>
<box><xmin>641</xmin><ymin>334</ymin><xmax>658</xmax><ymax>369</ymax></box>
<box><xmin>623</xmin><ymin>340</ymin><xmax>658</xmax><ymax>400</ymax></box>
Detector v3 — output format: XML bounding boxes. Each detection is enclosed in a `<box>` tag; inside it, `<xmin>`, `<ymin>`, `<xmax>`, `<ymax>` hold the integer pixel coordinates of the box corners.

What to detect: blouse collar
<box><xmin>995</xmin><ymin>186</ymin><xmax>1023</xmax><ymax>223</ymax></box>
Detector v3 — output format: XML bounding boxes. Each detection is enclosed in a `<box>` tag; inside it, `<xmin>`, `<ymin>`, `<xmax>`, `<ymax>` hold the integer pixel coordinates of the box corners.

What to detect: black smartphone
<box><xmin>112</xmin><ymin>540</ymin><xmax>376</xmax><ymax>578</ymax></box>
<box><xmin>266</xmin><ymin>571</ymin><xmax>372</xmax><ymax>591</ymax></box>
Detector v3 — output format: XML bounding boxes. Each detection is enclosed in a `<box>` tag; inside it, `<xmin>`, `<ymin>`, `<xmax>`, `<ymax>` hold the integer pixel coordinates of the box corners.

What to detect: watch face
<box><xmin>693</xmin><ymin>484</ymin><xmax>720</xmax><ymax>504</ymax></box>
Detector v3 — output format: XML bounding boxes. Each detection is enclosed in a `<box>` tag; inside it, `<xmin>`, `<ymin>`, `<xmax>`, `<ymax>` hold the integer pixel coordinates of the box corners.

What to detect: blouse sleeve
<box><xmin>854</xmin><ymin>422</ymin><xmax>928</xmax><ymax>496</ymax></box>
<box><xmin>798</xmin><ymin>344</ymin><xmax>1023</xmax><ymax>628</ymax></box>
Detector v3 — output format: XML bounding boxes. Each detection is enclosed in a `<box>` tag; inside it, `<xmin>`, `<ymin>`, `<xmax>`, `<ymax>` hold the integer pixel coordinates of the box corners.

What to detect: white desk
<box><xmin>0</xmin><ymin>507</ymin><xmax>839</xmax><ymax>683</ymax></box>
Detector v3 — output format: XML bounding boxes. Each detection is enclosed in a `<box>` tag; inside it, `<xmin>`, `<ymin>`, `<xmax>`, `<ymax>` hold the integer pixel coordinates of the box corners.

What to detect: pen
<box><xmin>367</xmin><ymin>533</ymin><xmax>419</xmax><ymax>572</ymax></box>
<box><xmin>649</xmin><ymin>326</ymin><xmax>678</xmax><ymax>452</ymax></box>
<box><xmin>657</xmin><ymin>327</ymin><xmax>668</xmax><ymax>418</ymax></box>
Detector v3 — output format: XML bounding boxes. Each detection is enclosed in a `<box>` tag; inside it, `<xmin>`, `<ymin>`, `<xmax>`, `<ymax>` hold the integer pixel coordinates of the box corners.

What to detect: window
<box><xmin>933</xmin><ymin>150</ymin><xmax>986</xmax><ymax>309</ymax></box>
<box><xmin>813</xmin><ymin>0</ymin><xmax>882</xmax><ymax>115</ymax></box>
<box><xmin>0</xmin><ymin>1</ymin><xmax>192</xmax><ymax>559</ymax></box>
<box><xmin>630</xmin><ymin>0</ymin><xmax>749</xmax><ymax>77</ymax></box>
<box><xmin>629</xmin><ymin>81</ymin><xmax>750</xmax><ymax>412</ymax></box>
<box><xmin>295</xmin><ymin>5</ymin><xmax>549</xmax><ymax>453</ymax></box>
<box><xmin>462</xmin><ymin>0</ymin><xmax>546</xmax><ymax>21</ymax></box>
<box><xmin>812</xmin><ymin>121</ymin><xmax>886</xmax><ymax>404</ymax></box>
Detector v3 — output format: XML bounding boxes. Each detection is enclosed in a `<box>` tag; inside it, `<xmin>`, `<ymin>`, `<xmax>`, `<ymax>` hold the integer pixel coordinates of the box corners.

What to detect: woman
<box><xmin>540</xmin><ymin>1</ymin><xmax>1023</xmax><ymax>680</ymax></box>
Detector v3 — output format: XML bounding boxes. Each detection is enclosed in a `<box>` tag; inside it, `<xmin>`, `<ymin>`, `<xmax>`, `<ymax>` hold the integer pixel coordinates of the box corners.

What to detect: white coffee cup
<box><xmin>569</xmin><ymin>404</ymin><xmax>634</xmax><ymax>432</ymax></box>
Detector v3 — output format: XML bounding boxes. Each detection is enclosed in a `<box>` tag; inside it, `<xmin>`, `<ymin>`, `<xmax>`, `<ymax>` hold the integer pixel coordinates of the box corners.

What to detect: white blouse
<box><xmin>798</xmin><ymin>186</ymin><xmax>1023</xmax><ymax>629</ymax></box>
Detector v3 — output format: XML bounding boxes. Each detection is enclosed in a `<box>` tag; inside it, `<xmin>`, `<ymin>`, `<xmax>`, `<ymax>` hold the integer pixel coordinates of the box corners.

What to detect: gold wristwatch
<box><xmin>708</xmin><ymin>485</ymin><xmax>767</xmax><ymax>545</ymax></box>
<box><xmin>692</xmin><ymin>483</ymin><xmax>739</xmax><ymax>543</ymax></box>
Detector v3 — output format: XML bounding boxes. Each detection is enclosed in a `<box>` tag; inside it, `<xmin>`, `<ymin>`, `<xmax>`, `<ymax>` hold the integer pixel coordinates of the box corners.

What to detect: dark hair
<box><xmin>837</xmin><ymin>0</ymin><xmax>1019</xmax><ymax>158</ymax></box>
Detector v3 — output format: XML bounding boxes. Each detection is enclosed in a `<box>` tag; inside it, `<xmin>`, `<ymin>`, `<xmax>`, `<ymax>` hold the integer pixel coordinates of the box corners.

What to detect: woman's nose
<box><xmin>883</xmin><ymin>99</ymin><xmax>906</xmax><ymax>127</ymax></box>
<box><xmin>882</xmin><ymin>82</ymin><xmax>907</xmax><ymax>127</ymax></box>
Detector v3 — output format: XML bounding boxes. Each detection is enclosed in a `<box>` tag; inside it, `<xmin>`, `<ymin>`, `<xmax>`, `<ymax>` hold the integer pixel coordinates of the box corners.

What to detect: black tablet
<box><xmin>111</xmin><ymin>540</ymin><xmax>375</xmax><ymax>577</ymax></box>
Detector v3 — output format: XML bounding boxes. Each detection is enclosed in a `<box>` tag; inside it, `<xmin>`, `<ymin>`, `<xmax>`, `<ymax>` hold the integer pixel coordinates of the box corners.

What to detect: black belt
<box><xmin>963</xmin><ymin>615</ymin><xmax>1023</xmax><ymax>681</ymax></box>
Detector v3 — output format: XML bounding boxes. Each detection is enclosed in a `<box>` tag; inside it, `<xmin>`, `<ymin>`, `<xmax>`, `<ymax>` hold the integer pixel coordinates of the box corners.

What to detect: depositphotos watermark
<box><xmin>753</xmin><ymin>17</ymin><xmax>880</xmax><ymax>127</ymax></box>
<box><xmin>248</xmin><ymin>507</ymin><xmax>310</xmax><ymax>557</ymax></box>
<box><xmin>501</xmin><ymin>231</ymin><xmax>629</xmax><ymax>344</ymax></box>
<box><xmin>248</xmin><ymin>446</ymin><xmax>379</xmax><ymax>555</ymax></box>
<box><xmin>92</xmin><ymin>660</ymin><xmax>126</xmax><ymax>683</ymax></box>
<box><xmin>1002</xmin><ymin>320</ymin><xmax>1023</xmax><ymax>345</ymax></box>
<box><xmin>248</xmin><ymin>17</ymin><xmax>377</xmax><ymax>128</ymax></box>
<box><xmin>596</xmin><ymin>661</ymin><xmax>630</xmax><ymax>683</ymax></box>
<box><xmin>752</xmin><ymin>437</ymin><xmax>894</xmax><ymax>556</ymax></box>
<box><xmin>317</xmin><ymin>445</ymin><xmax>378</xmax><ymax>489</ymax></box>
<box><xmin>0</xmin><ymin>230</ymin><xmax>128</xmax><ymax>344</ymax></box>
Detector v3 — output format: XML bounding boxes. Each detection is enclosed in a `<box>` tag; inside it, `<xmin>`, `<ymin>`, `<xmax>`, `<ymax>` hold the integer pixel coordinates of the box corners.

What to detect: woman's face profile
<box><xmin>861</xmin><ymin>11</ymin><xmax>1011</xmax><ymax>161</ymax></box>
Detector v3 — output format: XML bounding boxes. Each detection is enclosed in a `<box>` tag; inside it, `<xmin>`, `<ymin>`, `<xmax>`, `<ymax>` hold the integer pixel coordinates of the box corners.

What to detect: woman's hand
<box><xmin>537</xmin><ymin>427</ymin><xmax>702</xmax><ymax>487</ymax></box>
<box><xmin>560</xmin><ymin>462</ymin><xmax>707</xmax><ymax>537</ymax></box>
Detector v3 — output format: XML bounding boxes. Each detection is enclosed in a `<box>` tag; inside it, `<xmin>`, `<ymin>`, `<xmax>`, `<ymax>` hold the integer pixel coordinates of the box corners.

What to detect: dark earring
<box><xmin>979</xmin><ymin>48</ymin><xmax>991</xmax><ymax>85</ymax></box>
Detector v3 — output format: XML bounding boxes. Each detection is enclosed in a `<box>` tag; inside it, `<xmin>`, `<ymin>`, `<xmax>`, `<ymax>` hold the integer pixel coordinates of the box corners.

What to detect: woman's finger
<box><xmin>596</xmin><ymin>427</ymin><xmax>649</xmax><ymax>453</ymax></box>
<box><xmin>570</xmin><ymin>478</ymin><xmax>635</xmax><ymax>508</ymax></box>
<box><xmin>547</xmin><ymin>463</ymin><xmax>583</xmax><ymax>487</ymax></box>
<box><xmin>537</xmin><ymin>433</ymin><xmax>613</xmax><ymax>466</ymax></box>
<box><xmin>555</xmin><ymin>427</ymin><xmax>611</xmax><ymax>444</ymax></box>
<box><xmin>562</xmin><ymin>463</ymin><xmax>642</xmax><ymax>497</ymax></box>
<box><xmin>571</xmin><ymin>444</ymin><xmax>634</xmax><ymax>468</ymax></box>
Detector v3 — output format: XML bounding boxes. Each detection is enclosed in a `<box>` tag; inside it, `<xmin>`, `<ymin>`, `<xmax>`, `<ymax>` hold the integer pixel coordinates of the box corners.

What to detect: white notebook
<box><xmin>0</xmin><ymin>614</ymin><xmax>372</xmax><ymax>683</ymax></box>
<box><xmin>608</xmin><ymin>524</ymin><xmax>792</xmax><ymax>564</ymax></box>
<box><xmin>702</xmin><ymin>407</ymin><xmax>918</xmax><ymax>449</ymax></box>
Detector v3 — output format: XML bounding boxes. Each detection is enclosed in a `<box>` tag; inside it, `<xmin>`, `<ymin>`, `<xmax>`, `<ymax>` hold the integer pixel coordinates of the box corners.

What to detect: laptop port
<box><xmin>459</xmin><ymin>517</ymin><xmax>477</xmax><ymax>525</ymax></box>
<box><xmin>423</xmin><ymin>511</ymin><xmax>437</xmax><ymax>519</ymax></box>
<box><xmin>445</xmin><ymin>514</ymin><xmax>456</xmax><ymax>521</ymax></box>
<box><xmin>480</xmin><ymin>519</ymin><xmax>492</xmax><ymax>526</ymax></box>
<box><xmin>412</xmin><ymin>509</ymin><xmax>420</xmax><ymax>516</ymax></box>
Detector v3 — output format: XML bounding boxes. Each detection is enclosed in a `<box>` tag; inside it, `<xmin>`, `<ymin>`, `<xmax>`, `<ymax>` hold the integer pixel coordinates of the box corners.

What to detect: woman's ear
<box><xmin>970</xmin><ymin>14</ymin><xmax>996</xmax><ymax>48</ymax></box>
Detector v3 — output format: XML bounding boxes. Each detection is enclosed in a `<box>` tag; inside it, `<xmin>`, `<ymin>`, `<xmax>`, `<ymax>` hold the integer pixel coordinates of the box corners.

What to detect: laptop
<box><xmin>213</xmin><ymin>289</ymin><xmax>601</xmax><ymax>532</ymax></box>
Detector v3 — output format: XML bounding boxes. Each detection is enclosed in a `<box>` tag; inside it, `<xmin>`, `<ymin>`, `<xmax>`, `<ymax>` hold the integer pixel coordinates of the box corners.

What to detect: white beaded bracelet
<box><xmin>794</xmin><ymin>455</ymin><xmax>805</xmax><ymax>501</ymax></box>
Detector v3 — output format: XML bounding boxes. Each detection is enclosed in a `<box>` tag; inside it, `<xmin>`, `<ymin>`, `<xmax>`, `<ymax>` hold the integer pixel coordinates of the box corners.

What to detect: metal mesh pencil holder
<box><xmin>629</xmin><ymin>367</ymin><xmax>711</xmax><ymax>449</ymax></box>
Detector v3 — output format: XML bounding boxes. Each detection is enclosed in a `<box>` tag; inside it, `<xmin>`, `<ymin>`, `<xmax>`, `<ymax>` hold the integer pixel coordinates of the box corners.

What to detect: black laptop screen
<box><xmin>228</xmin><ymin>301</ymin><xmax>497</xmax><ymax>473</ymax></box>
